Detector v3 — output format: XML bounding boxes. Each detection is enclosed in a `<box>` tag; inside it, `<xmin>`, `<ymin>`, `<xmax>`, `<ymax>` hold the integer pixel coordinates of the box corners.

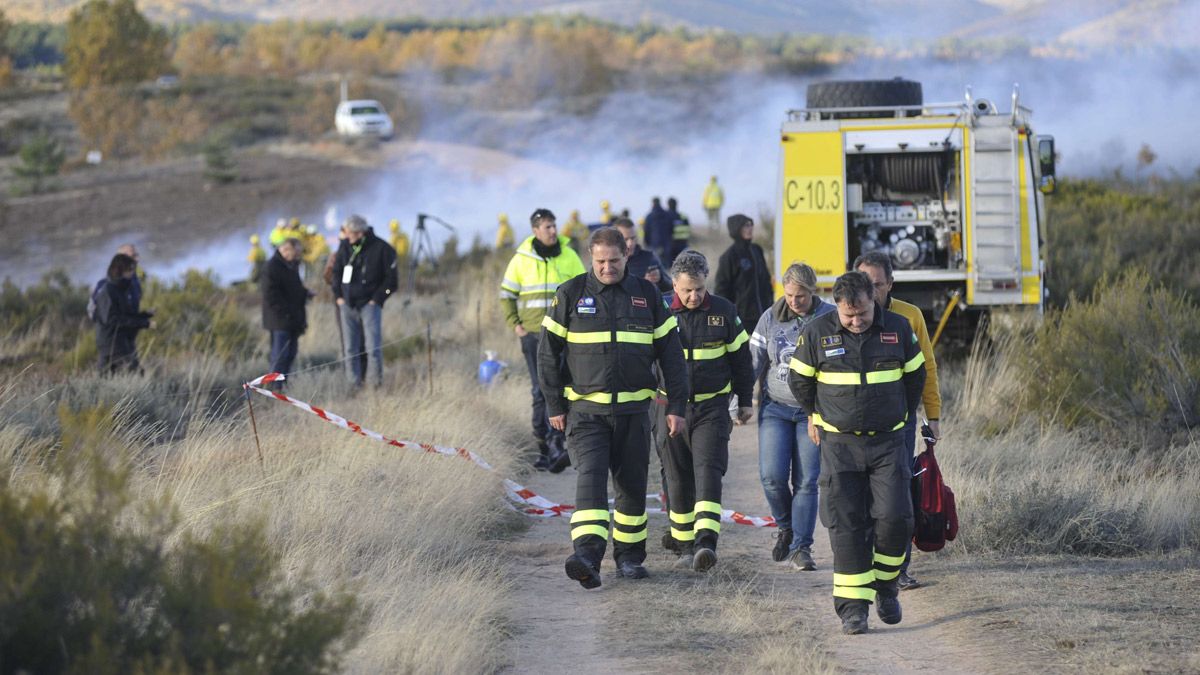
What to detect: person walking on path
<box><xmin>703</xmin><ymin>176</ymin><xmax>724</xmax><ymax>229</ymax></box>
<box><xmin>788</xmin><ymin>271</ymin><xmax>925</xmax><ymax>635</ymax></box>
<box><xmin>539</xmin><ymin>227</ymin><xmax>689</xmax><ymax>588</ymax></box>
<box><xmin>855</xmin><ymin>251</ymin><xmax>942</xmax><ymax>591</ymax></box>
<box><xmin>500</xmin><ymin>208</ymin><xmax>586</xmax><ymax>471</ymax></box>
<box><xmin>661</xmin><ymin>251</ymin><xmax>753</xmax><ymax>572</ymax></box>
<box><xmin>262</xmin><ymin>238</ymin><xmax>312</xmax><ymax>385</ymax></box>
<box><xmin>714</xmin><ymin>214</ymin><xmax>773</xmax><ymax>335</ymax></box>
<box><xmin>665</xmin><ymin>197</ymin><xmax>690</xmax><ymax>267</ymax></box>
<box><xmin>643</xmin><ymin>197</ymin><xmax>671</xmax><ymax>262</ymax></box>
<box><xmin>613</xmin><ymin>217</ymin><xmax>672</xmax><ymax>293</ymax></box>
<box><xmin>330</xmin><ymin>215</ymin><xmax>398</xmax><ymax>388</ymax></box>
<box><xmin>750</xmin><ymin>263</ymin><xmax>835</xmax><ymax>571</ymax></box>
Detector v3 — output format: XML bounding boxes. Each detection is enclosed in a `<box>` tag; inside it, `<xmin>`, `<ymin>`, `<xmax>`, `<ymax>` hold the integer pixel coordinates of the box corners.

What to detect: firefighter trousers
<box><xmin>566</xmin><ymin>410</ymin><xmax>651</xmax><ymax>565</ymax></box>
<box><xmin>818</xmin><ymin>429</ymin><xmax>913</xmax><ymax>618</ymax></box>
<box><xmin>663</xmin><ymin>396</ymin><xmax>732</xmax><ymax>552</ymax></box>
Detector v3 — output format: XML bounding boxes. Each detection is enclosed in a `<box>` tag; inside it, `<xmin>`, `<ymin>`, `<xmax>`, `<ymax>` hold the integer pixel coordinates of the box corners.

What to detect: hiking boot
<box><xmin>840</xmin><ymin>604</ymin><xmax>869</xmax><ymax>635</ymax></box>
<box><xmin>771</xmin><ymin>529</ymin><xmax>793</xmax><ymax>562</ymax></box>
<box><xmin>876</xmin><ymin>593</ymin><xmax>902</xmax><ymax>625</ymax></box>
<box><xmin>661</xmin><ymin>531</ymin><xmax>681</xmax><ymax>553</ymax></box>
<box><xmin>692</xmin><ymin>547</ymin><xmax>718</xmax><ymax>572</ymax></box>
<box><xmin>532</xmin><ymin>440</ymin><xmax>550</xmax><ymax>471</ymax></box>
<box><xmin>615</xmin><ymin>560</ymin><xmax>649</xmax><ymax>579</ymax></box>
<box><xmin>898</xmin><ymin>571</ymin><xmax>921</xmax><ymax>591</ymax></box>
<box><xmin>547</xmin><ymin>447</ymin><xmax>571</xmax><ymax>474</ymax></box>
<box><xmin>565</xmin><ymin>554</ymin><xmax>601</xmax><ymax>590</ymax></box>
<box><xmin>787</xmin><ymin>545</ymin><xmax>816</xmax><ymax>571</ymax></box>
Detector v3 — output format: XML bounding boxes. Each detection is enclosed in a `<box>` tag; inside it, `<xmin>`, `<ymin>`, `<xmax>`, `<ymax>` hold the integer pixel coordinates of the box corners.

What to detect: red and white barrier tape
<box><xmin>243</xmin><ymin>373</ymin><xmax>775</xmax><ymax>527</ymax></box>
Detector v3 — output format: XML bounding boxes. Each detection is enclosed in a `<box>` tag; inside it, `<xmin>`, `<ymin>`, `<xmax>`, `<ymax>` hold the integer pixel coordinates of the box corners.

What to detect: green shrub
<box><xmin>0</xmin><ymin>407</ymin><xmax>362</xmax><ymax>673</ymax></box>
<box><xmin>11</xmin><ymin>130</ymin><xmax>65</xmax><ymax>195</ymax></box>
<box><xmin>1016</xmin><ymin>270</ymin><xmax>1200</xmax><ymax>439</ymax></box>
<box><xmin>140</xmin><ymin>270</ymin><xmax>260</xmax><ymax>362</ymax></box>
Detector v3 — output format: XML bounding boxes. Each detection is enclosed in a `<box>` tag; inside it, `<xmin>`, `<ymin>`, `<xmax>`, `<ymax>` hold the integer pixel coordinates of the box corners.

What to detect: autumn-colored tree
<box><xmin>0</xmin><ymin>9</ymin><xmax>14</xmax><ymax>88</ymax></box>
<box><xmin>63</xmin><ymin>0</ymin><xmax>168</xmax><ymax>89</ymax></box>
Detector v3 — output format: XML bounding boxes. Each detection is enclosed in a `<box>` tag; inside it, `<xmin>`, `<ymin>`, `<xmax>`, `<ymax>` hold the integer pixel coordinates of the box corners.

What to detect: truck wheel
<box><xmin>806</xmin><ymin>78</ymin><xmax>923</xmax><ymax>118</ymax></box>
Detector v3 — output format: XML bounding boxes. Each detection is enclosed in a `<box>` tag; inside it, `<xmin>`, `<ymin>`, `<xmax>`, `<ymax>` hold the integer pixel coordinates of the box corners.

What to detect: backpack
<box><xmin>86</xmin><ymin>279</ymin><xmax>105</xmax><ymax>322</ymax></box>
<box><xmin>910</xmin><ymin>426</ymin><xmax>959</xmax><ymax>552</ymax></box>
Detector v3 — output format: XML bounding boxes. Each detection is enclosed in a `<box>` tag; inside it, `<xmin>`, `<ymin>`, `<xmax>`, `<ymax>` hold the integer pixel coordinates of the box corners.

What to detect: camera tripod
<box><xmin>407</xmin><ymin>213</ymin><xmax>457</xmax><ymax>293</ymax></box>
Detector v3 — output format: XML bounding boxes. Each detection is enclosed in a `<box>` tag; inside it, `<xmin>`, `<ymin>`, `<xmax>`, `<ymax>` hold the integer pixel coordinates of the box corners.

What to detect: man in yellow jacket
<box><xmin>248</xmin><ymin>234</ymin><xmax>267</xmax><ymax>283</ymax></box>
<box><xmin>500</xmin><ymin>208</ymin><xmax>586</xmax><ymax>470</ymax></box>
<box><xmin>855</xmin><ymin>251</ymin><xmax>941</xmax><ymax>591</ymax></box>
<box><xmin>703</xmin><ymin>176</ymin><xmax>724</xmax><ymax>229</ymax></box>
<box><xmin>561</xmin><ymin>209</ymin><xmax>589</xmax><ymax>253</ymax></box>
<box><xmin>389</xmin><ymin>219</ymin><xmax>409</xmax><ymax>263</ymax></box>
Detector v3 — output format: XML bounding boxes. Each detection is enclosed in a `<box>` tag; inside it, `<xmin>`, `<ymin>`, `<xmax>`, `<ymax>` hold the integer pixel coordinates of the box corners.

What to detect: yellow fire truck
<box><xmin>777</xmin><ymin>78</ymin><xmax>1056</xmax><ymax>337</ymax></box>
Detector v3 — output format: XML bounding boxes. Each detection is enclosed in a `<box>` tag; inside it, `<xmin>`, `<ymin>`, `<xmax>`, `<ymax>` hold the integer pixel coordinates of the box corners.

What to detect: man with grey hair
<box><xmin>330</xmin><ymin>214</ymin><xmax>398</xmax><ymax>388</ymax></box>
<box><xmin>659</xmin><ymin>250</ymin><xmax>753</xmax><ymax>571</ymax></box>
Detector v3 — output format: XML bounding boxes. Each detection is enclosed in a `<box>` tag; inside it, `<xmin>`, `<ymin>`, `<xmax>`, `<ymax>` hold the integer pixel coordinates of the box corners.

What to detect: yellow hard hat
<box><xmin>571</xmin><ymin>209</ymin><xmax>580</xmax><ymax>218</ymax></box>
<box><xmin>250</xmin><ymin>234</ymin><xmax>260</xmax><ymax>244</ymax></box>
<box><xmin>499</xmin><ymin>213</ymin><xmax>509</xmax><ymax>222</ymax></box>
<box><xmin>389</xmin><ymin>219</ymin><xmax>399</xmax><ymax>231</ymax></box>
<box><xmin>600</xmin><ymin>200</ymin><xmax>610</xmax><ymax>210</ymax></box>
<box><xmin>289</xmin><ymin>217</ymin><xmax>301</xmax><ymax>227</ymax></box>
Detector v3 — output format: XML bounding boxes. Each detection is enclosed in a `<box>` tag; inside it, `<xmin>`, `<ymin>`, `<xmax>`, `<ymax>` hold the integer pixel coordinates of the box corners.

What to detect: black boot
<box><xmin>771</xmin><ymin>528</ymin><xmax>793</xmax><ymax>562</ymax></box>
<box><xmin>876</xmin><ymin>583</ymin><xmax>902</xmax><ymax>625</ymax></box>
<box><xmin>565</xmin><ymin>554</ymin><xmax>601</xmax><ymax>589</ymax></box>
<box><xmin>839</xmin><ymin>602</ymin><xmax>869</xmax><ymax>635</ymax></box>
<box><xmin>532</xmin><ymin>439</ymin><xmax>550</xmax><ymax>471</ymax></box>
<box><xmin>547</xmin><ymin>436</ymin><xmax>571</xmax><ymax>474</ymax></box>
<box><xmin>615</xmin><ymin>559</ymin><xmax>649</xmax><ymax>579</ymax></box>
<box><xmin>692</xmin><ymin>547</ymin><xmax>717</xmax><ymax>572</ymax></box>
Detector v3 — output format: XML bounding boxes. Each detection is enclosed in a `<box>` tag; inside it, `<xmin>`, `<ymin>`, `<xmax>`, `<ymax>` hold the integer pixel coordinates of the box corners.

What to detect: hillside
<box><xmin>4</xmin><ymin>0</ymin><xmax>1197</xmax><ymax>49</ymax></box>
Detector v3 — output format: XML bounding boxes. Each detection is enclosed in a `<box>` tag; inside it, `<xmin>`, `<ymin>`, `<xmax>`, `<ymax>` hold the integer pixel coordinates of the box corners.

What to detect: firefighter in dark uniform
<box><xmin>539</xmin><ymin>227</ymin><xmax>690</xmax><ymax>588</ymax></box>
<box><xmin>787</xmin><ymin>271</ymin><xmax>925</xmax><ymax>635</ymax></box>
<box><xmin>662</xmin><ymin>251</ymin><xmax>754</xmax><ymax>571</ymax></box>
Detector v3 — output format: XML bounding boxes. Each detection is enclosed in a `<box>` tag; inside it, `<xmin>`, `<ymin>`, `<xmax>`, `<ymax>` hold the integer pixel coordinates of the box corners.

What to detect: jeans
<box><xmin>341</xmin><ymin>302</ymin><xmax>383</xmax><ymax>387</ymax></box>
<box><xmin>269</xmin><ymin>330</ymin><xmax>300</xmax><ymax>377</ymax></box>
<box><xmin>758</xmin><ymin>400</ymin><xmax>821</xmax><ymax>551</ymax></box>
<box><xmin>900</xmin><ymin>417</ymin><xmax>917</xmax><ymax>573</ymax></box>
<box><xmin>520</xmin><ymin>332</ymin><xmax>564</xmax><ymax>447</ymax></box>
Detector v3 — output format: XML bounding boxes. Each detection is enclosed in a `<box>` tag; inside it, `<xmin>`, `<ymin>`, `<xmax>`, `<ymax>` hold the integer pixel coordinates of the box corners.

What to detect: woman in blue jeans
<box><xmin>749</xmin><ymin>263</ymin><xmax>834</xmax><ymax>570</ymax></box>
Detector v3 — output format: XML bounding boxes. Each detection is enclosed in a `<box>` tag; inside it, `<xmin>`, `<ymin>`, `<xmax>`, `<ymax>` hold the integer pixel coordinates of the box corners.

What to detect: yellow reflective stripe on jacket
<box><xmin>816</xmin><ymin>371</ymin><xmax>860</xmax><ymax>385</ymax></box>
<box><xmin>865</xmin><ymin>369</ymin><xmax>903</xmax><ymax>384</ymax></box>
<box><xmin>571</xmin><ymin>525</ymin><xmax>609</xmax><ymax>540</ymax></box>
<box><xmin>686</xmin><ymin>346</ymin><xmax>726</xmax><ymax>360</ymax></box>
<box><xmin>789</xmin><ymin>358</ymin><xmax>817</xmax><ymax>377</ymax></box>
<box><xmin>542</xmin><ymin>316</ymin><xmax>567</xmax><ymax>338</ymax></box>
<box><xmin>615</xmin><ymin>331</ymin><xmax>653</xmax><ymax>345</ymax></box>
<box><xmin>613</xmin><ymin>511</ymin><xmax>648</xmax><ymax>526</ymax></box>
<box><xmin>811</xmin><ymin>412</ymin><xmax>906</xmax><ymax>435</ymax></box>
<box><xmin>653</xmin><ymin>316</ymin><xmax>678</xmax><ymax>339</ymax></box>
<box><xmin>566</xmin><ymin>331</ymin><xmax>610</xmax><ymax>344</ymax></box>
<box><xmin>565</xmin><ymin>388</ymin><xmax>656</xmax><ymax>404</ymax></box>
<box><xmin>726</xmin><ymin>330</ymin><xmax>749</xmax><ymax>352</ymax></box>
<box><xmin>570</xmin><ymin>509</ymin><xmax>610</xmax><ymax>523</ymax></box>
<box><xmin>904</xmin><ymin>351</ymin><xmax>926</xmax><ymax>373</ymax></box>
<box><xmin>693</xmin><ymin>382</ymin><xmax>732</xmax><ymax>402</ymax></box>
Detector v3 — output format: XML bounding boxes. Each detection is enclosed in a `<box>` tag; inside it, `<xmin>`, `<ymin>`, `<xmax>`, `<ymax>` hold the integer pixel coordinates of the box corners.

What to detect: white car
<box><xmin>335</xmin><ymin>99</ymin><xmax>394</xmax><ymax>139</ymax></box>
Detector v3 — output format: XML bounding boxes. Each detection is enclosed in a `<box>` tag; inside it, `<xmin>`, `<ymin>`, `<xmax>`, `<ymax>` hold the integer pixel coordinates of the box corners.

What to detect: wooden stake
<box><xmin>243</xmin><ymin>386</ymin><xmax>267</xmax><ymax>479</ymax></box>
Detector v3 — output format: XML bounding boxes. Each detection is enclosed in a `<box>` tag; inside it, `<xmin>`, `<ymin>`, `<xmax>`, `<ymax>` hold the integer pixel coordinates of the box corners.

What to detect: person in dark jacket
<box><xmin>661</xmin><ymin>250</ymin><xmax>753</xmax><ymax>572</ymax></box>
<box><xmin>94</xmin><ymin>253</ymin><xmax>154</xmax><ymax>374</ymax></box>
<box><xmin>613</xmin><ymin>217</ymin><xmax>672</xmax><ymax>293</ymax></box>
<box><xmin>665</xmin><ymin>197</ymin><xmax>690</xmax><ymax>267</ymax></box>
<box><xmin>262</xmin><ymin>238</ymin><xmax>312</xmax><ymax>382</ymax></box>
<box><xmin>714</xmin><ymin>214</ymin><xmax>773</xmax><ymax>335</ymax></box>
<box><xmin>539</xmin><ymin>227</ymin><xmax>690</xmax><ymax>588</ymax></box>
<box><xmin>643</xmin><ymin>197</ymin><xmax>671</xmax><ymax>261</ymax></box>
<box><xmin>330</xmin><ymin>215</ymin><xmax>399</xmax><ymax>388</ymax></box>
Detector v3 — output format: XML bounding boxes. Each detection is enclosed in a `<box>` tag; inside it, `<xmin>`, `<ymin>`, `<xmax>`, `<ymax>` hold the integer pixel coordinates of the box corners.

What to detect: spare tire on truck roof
<box><xmin>806</xmin><ymin>78</ymin><xmax>923</xmax><ymax>118</ymax></box>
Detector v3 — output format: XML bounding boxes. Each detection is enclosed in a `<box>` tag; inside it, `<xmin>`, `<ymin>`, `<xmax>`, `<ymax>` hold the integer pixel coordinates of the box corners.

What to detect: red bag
<box><xmin>911</xmin><ymin>435</ymin><xmax>958</xmax><ymax>552</ymax></box>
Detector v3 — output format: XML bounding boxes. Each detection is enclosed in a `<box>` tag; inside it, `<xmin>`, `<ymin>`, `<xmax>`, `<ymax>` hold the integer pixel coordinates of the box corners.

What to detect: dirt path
<box><xmin>501</xmin><ymin>420</ymin><xmax>1025</xmax><ymax>674</ymax></box>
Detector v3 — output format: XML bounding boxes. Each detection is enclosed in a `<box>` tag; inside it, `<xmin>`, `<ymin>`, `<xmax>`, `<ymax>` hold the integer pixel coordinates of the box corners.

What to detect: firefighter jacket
<box><xmin>887</xmin><ymin>296</ymin><xmax>941</xmax><ymax>420</ymax></box>
<box><xmin>787</xmin><ymin>303</ymin><xmax>926</xmax><ymax>434</ymax></box>
<box><xmin>499</xmin><ymin>236</ymin><xmax>585</xmax><ymax>330</ymax></box>
<box><xmin>495</xmin><ymin>220</ymin><xmax>515</xmax><ymax>249</ymax></box>
<box><xmin>703</xmin><ymin>180</ymin><xmax>724</xmax><ymax>209</ymax></box>
<box><xmin>666</xmin><ymin>292</ymin><xmax>753</xmax><ymax>404</ymax></box>
<box><xmin>539</xmin><ymin>270</ymin><xmax>689</xmax><ymax>418</ymax></box>
<box><xmin>668</xmin><ymin>209</ymin><xmax>691</xmax><ymax>243</ymax></box>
